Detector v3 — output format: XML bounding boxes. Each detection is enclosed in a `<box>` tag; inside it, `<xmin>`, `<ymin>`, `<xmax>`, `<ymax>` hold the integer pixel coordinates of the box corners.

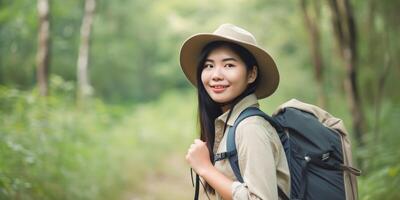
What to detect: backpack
<box><xmin>216</xmin><ymin>99</ymin><xmax>361</xmax><ymax>200</ymax></box>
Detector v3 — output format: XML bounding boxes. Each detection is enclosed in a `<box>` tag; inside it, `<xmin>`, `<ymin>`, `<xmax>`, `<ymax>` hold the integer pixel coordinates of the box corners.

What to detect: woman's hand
<box><xmin>186</xmin><ymin>139</ymin><xmax>234</xmax><ymax>200</ymax></box>
<box><xmin>185</xmin><ymin>139</ymin><xmax>213</xmax><ymax>176</ymax></box>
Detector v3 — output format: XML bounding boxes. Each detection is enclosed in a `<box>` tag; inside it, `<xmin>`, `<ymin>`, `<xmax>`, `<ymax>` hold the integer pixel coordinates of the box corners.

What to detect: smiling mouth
<box><xmin>211</xmin><ymin>85</ymin><xmax>229</xmax><ymax>89</ymax></box>
<box><xmin>210</xmin><ymin>85</ymin><xmax>229</xmax><ymax>93</ymax></box>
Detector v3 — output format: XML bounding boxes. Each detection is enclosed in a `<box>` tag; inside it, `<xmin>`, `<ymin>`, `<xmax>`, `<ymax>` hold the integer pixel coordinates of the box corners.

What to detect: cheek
<box><xmin>230</xmin><ymin>69</ymin><xmax>249</xmax><ymax>85</ymax></box>
<box><xmin>200</xmin><ymin>71</ymin><xmax>208</xmax><ymax>86</ymax></box>
<box><xmin>230</xmin><ymin>74</ymin><xmax>251</xmax><ymax>94</ymax></box>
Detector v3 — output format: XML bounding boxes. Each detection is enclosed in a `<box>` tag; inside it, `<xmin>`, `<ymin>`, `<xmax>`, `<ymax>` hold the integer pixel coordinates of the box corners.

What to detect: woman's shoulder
<box><xmin>236</xmin><ymin>115</ymin><xmax>277</xmax><ymax>134</ymax></box>
<box><xmin>235</xmin><ymin>115</ymin><xmax>279</xmax><ymax>141</ymax></box>
<box><xmin>234</xmin><ymin>115</ymin><xmax>283</xmax><ymax>158</ymax></box>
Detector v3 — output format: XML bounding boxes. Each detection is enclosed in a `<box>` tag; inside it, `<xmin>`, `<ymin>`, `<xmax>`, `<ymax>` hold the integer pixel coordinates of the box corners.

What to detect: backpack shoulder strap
<box><xmin>226</xmin><ymin>106</ymin><xmax>279</xmax><ymax>182</ymax></box>
<box><xmin>226</xmin><ymin>107</ymin><xmax>264</xmax><ymax>182</ymax></box>
<box><xmin>226</xmin><ymin>106</ymin><xmax>288</xmax><ymax>200</ymax></box>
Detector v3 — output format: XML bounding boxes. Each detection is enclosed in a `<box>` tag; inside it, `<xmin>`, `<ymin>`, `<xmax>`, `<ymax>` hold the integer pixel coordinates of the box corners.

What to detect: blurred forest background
<box><xmin>0</xmin><ymin>0</ymin><xmax>399</xmax><ymax>199</ymax></box>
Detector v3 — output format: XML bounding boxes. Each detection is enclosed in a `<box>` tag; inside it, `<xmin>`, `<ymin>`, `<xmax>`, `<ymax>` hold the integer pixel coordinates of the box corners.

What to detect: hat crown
<box><xmin>213</xmin><ymin>24</ymin><xmax>257</xmax><ymax>45</ymax></box>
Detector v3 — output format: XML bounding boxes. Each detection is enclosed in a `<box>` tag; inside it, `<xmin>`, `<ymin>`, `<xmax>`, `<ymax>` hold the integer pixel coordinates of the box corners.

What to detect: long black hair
<box><xmin>196</xmin><ymin>41</ymin><xmax>259</xmax><ymax>194</ymax></box>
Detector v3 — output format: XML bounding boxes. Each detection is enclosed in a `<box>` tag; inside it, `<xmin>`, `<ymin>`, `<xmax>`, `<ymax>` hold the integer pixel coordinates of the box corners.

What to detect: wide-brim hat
<box><xmin>179</xmin><ymin>23</ymin><xmax>280</xmax><ymax>99</ymax></box>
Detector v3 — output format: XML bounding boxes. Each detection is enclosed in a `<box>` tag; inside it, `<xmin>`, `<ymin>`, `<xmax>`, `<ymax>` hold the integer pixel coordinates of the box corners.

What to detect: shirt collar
<box><xmin>216</xmin><ymin>93</ymin><xmax>259</xmax><ymax>126</ymax></box>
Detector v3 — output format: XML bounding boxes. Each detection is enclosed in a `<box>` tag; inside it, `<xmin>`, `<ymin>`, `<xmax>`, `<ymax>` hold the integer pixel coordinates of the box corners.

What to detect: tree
<box><xmin>327</xmin><ymin>0</ymin><xmax>366</xmax><ymax>147</ymax></box>
<box><xmin>300</xmin><ymin>0</ymin><xmax>326</xmax><ymax>108</ymax></box>
<box><xmin>36</xmin><ymin>0</ymin><xmax>50</xmax><ymax>96</ymax></box>
<box><xmin>77</xmin><ymin>0</ymin><xmax>96</xmax><ymax>103</ymax></box>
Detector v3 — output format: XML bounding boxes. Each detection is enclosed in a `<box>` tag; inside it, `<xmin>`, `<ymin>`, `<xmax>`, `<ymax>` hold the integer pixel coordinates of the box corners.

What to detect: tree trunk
<box><xmin>36</xmin><ymin>0</ymin><xmax>50</xmax><ymax>96</ymax></box>
<box><xmin>328</xmin><ymin>0</ymin><xmax>366</xmax><ymax>148</ymax></box>
<box><xmin>77</xmin><ymin>0</ymin><xmax>96</xmax><ymax>103</ymax></box>
<box><xmin>301</xmin><ymin>0</ymin><xmax>326</xmax><ymax>108</ymax></box>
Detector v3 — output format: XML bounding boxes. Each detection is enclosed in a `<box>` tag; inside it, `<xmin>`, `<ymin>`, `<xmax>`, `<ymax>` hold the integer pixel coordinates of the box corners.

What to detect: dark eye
<box><xmin>203</xmin><ymin>64</ymin><xmax>213</xmax><ymax>69</ymax></box>
<box><xmin>225</xmin><ymin>64</ymin><xmax>235</xmax><ymax>68</ymax></box>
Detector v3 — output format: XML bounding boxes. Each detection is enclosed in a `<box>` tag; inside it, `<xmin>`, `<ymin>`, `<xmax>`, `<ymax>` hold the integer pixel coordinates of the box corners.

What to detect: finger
<box><xmin>187</xmin><ymin>148</ymin><xmax>194</xmax><ymax>154</ymax></box>
<box><xmin>185</xmin><ymin>153</ymin><xmax>190</xmax><ymax>161</ymax></box>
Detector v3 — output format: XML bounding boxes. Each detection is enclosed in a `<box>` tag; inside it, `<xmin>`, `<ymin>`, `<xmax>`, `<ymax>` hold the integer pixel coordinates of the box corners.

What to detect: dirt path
<box><xmin>124</xmin><ymin>152</ymin><xmax>195</xmax><ymax>200</ymax></box>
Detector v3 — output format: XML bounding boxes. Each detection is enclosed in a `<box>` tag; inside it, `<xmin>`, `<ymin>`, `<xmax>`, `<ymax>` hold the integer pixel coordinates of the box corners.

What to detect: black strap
<box><xmin>192</xmin><ymin>168</ymin><xmax>200</xmax><ymax>200</ymax></box>
<box><xmin>214</xmin><ymin>150</ymin><xmax>237</xmax><ymax>162</ymax></box>
<box><xmin>298</xmin><ymin>156</ymin><xmax>311</xmax><ymax>200</ymax></box>
<box><xmin>192</xmin><ymin>169</ymin><xmax>211</xmax><ymax>200</ymax></box>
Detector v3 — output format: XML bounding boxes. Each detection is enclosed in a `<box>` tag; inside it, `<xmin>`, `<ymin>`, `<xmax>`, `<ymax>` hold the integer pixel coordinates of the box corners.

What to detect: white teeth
<box><xmin>212</xmin><ymin>85</ymin><xmax>226</xmax><ymax>89</ymax></box>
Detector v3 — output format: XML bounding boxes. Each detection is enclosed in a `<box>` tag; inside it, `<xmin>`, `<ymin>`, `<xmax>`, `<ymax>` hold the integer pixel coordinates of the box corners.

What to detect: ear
<box><xmin>247</xmin><ymin>65</ymin><xmax>258</xmax><ymax>84</ymax></box>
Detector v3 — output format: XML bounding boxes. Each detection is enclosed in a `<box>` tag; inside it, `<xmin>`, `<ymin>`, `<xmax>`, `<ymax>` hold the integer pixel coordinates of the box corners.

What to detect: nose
<box><xmin>211</xmin><ymin>66</ymin><xmax>224</xmax><ymax>81</ymax></box>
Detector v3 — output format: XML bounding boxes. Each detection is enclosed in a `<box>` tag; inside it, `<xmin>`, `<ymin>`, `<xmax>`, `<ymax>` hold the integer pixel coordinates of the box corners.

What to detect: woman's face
<box><xmin>201</xmin><ymin>46</ymin><xmax>257</xmax><ymax>104</ymax></box>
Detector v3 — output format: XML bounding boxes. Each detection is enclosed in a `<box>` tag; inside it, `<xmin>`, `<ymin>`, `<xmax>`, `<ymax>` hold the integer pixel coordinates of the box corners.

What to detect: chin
<box><xmin>213</xmin><ymin>99</ymin><xmax>226</xmax><ymax>104</ymax></box>
<box><xmin>210</xmin><ymin>95</ymin><xmax>232</xmax><ymax>104</ymax></box>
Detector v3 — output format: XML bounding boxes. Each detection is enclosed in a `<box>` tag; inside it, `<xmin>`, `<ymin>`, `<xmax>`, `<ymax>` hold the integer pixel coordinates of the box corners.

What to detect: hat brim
<box><xmin>179</xmin><ymin>33</ymin><xmax>279</xmax><ymax>99</ymax></box>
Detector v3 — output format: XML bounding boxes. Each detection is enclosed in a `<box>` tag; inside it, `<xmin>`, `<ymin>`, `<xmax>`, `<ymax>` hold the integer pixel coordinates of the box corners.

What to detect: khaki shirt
<box><xmin>213</xmin><ymin>94</ymin><xmax>290</xmax><ymax>200</ymax></box>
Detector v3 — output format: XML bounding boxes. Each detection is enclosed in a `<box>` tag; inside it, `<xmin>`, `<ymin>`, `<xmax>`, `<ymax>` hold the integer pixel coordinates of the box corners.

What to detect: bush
<box><xmin>0</xmin><ymin>76</ymin><xmax>140</xmax><ymax>199</ymax></box>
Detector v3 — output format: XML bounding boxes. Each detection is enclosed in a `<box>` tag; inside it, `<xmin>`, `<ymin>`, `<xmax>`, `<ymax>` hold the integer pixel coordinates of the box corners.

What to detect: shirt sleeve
<box><xmin>231</xmin><ymin>118</ymin><xmax>280</xmax><ymax>200</ymax></box>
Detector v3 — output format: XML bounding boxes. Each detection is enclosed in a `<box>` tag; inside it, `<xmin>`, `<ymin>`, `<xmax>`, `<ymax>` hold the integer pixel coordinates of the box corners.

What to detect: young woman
<box><xmin>180</xmin><ymin>24</ymin><xmax>290</xmax><ymax>200</ymax></box>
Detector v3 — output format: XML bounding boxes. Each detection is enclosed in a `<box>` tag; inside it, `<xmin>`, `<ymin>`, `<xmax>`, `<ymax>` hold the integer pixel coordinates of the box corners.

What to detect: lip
<box><xmin>210</xmin><ymin>85</ymin><xmax>229</xmax><ymax>93</ymax></box>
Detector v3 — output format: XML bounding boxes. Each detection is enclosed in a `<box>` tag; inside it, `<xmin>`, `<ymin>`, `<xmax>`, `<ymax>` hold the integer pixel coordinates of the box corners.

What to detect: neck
<box><xmin>221</xmin><ymin>104</ymin><xmax>230</xmax><ymax>113</ymax></box>
<box><xmin>219</xmin><ymin>91</ymin><xmax>252</xmax><ymax>113</ymax></box>
<box><xmin>219</xmin><ymin>94</ymin><xmax>246</xmax><ymax>113</ymax></box>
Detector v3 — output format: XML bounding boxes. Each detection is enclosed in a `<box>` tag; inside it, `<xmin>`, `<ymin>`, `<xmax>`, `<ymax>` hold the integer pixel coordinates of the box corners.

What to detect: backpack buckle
<box><xmin>214</xmin><ymin>150</ymin><xmax>237</xmax><ymax>162</ymax></box>
<box><xmin>322</xmin><ymin>152</ymin><xmax>330</xmax><ymax>161</ymax></box>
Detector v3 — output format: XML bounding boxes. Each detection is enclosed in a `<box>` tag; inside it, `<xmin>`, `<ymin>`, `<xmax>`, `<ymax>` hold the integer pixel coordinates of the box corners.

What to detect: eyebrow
<box><xmin>205</xmin><ymin>57</ymin><xmax>238</xmax><ymax>63</ymax></box>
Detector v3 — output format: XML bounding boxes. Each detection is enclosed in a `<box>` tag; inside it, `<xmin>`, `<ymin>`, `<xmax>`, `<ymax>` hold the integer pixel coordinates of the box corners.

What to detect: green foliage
<box><xmin>0</xmin><ymin>76</ymin><xmax>198</xmax><ymax>199</ymax></box>
<box><xmin>0</xmin><ymin>0</ymin><xmax>37</xmax><ymax>87</ymax></box>
<box><xmin>358</xmin><ymin>101</ymin><xmax>400</xmax><ymax>200</ymax></box>
<box><xmin>0</xmin><ymin>78</ymin><xmax>124</xmax><ymax>199</ymax></box>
